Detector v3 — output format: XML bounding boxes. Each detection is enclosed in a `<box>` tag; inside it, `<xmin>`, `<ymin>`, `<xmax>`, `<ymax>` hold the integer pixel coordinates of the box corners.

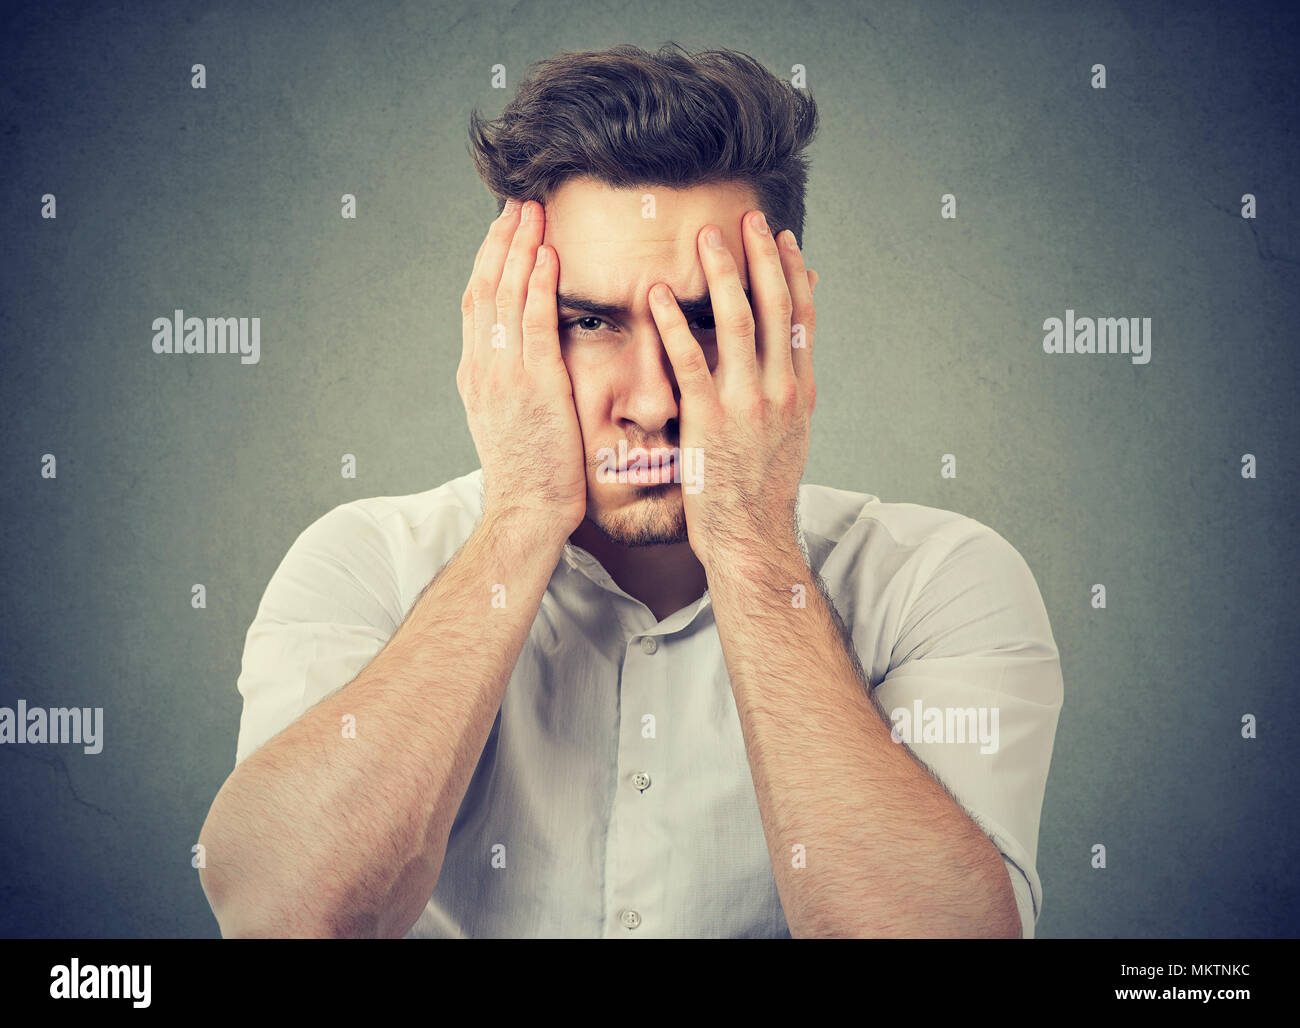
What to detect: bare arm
<box><xmin>651</xmin><ymin>212</ymin><xmax>1019</xmax><ymax>936</ymax></box>
<box><xmin>199</xmin><ymin>196</ymin><xmax>583</xmax><ymax>938</ymax></box>
<box><xmin>198</xmin><ymin>512</ymin><xmax>565</xmax><ymax>938</ymax></box>
<box><xmin>707</xmin><ymin>542</ymin><xmax>1021</xmax><ymax>938</ymax></box>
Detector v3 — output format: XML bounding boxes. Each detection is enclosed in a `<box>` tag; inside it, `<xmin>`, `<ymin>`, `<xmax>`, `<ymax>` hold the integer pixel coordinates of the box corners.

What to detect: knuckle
<box><xmin>674</xmin><ymin>345</ymin><xmax>708</xmax><ymax>379</ymax></box>
<box><xmin>458</xmin><ymin>366</ymin><xmax>478</xmax><ymax>400</ymax></box>
<box><xmin>521</xmin><ymin>313</ymin><xmax>554</xmax><ymax>341</ymax></box>
<box><xmin>483</xmin><ymin>365</ymin><xmax>508</xmax><ymax>398</ymax></box>
<box><xmin>500</xmin><ymin>252</ymin><xmax>523</xmax><ymax>280</ymax></box>
<box><xmin>723</xmin><ymin>311</ymin><xmax>755</xmax><ymax>337</ymax></box>
<box><xmin>745</xmin><ymin>392</ymin><xmax>773</xmax><ymax>420</ymax></box>
<box><xmin>469</xmin><ymin>277</ymin><xmax>493</xmax><ymax>305</ymax></box>
<box><xmin>777</xmin><ymin>379</ymin><xmax>800</xmax><ymax>412</ymax></box>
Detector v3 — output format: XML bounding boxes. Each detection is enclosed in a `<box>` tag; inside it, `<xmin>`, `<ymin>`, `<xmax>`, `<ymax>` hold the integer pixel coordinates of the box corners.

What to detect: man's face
<box><xmin>541</xmin><ymin>176</ymin><xmax>758</xmax><ymax>547</ymax></box>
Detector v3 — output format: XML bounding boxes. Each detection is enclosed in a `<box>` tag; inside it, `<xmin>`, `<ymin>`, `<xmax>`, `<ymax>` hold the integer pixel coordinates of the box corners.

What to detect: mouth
<box><xmin>614</xmin><ymin>455</ymin><xmax>676</xmax><ymax>486</ymax></box>
<box><xmin>638</xmin><ymin>456</ymin><xmax>675</xmax><ymax>485</ymax></box>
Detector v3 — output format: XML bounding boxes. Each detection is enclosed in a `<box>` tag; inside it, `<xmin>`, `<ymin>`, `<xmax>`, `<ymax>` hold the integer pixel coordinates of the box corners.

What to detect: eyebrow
<box><xmin>556</xmin><ymin>286</ymin><xmax>751</xmax><ymax>321</ymax></box>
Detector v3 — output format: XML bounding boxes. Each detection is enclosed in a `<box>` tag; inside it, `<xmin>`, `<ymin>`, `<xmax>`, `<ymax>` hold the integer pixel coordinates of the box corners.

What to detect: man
<box><xmin>198</xmin><ymin>43</ymin><xmax>1063</xmax><ymax>939</ymax></box>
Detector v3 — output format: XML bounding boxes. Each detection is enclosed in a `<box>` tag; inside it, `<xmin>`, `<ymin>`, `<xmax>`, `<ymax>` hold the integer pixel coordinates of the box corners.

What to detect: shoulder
<box><xmin>292</xmin><ymin>468</ymin><xmax>485</xmax><ymax>559</ymax></box>
<box><xmin>796</xmin><ymin>480</ymin><xmax>1017</xmax><ymax>579</ymax></box>
<box><xmin>795</xmin><ymin>481</ymin><xmax>1055</xmax><ymax>669</ymax></box>
<box><xmin>260</xmin><ymin>468</ymin><xmax>487</xmax><ymax>624</ymax></box>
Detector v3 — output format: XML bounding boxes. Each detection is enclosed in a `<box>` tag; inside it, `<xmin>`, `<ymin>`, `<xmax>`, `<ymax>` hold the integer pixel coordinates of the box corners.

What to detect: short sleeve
<box><xmin>234</xmin><ymin>502</ymin><xmax>402</xmax><ymax>767</ymax></box>
<box><xmin>870</xmin><ymin>523</ymin><xmax>1064</xmax><ymax>938</ymax></box>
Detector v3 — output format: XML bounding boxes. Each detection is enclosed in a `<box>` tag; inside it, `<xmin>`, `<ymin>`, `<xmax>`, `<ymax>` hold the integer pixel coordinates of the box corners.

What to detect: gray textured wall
<box><xmin>2</xmin><ymin>0</ymin><xmax>1296</xmax><ymax>938</ymax></box>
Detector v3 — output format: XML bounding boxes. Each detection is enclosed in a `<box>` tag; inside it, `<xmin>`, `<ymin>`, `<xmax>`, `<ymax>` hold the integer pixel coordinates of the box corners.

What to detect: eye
<box><xmin>559</xmin><ymin>315</ymin><xmax>717</xmax><ymax>337</ymax></box>
<box><xmin>561</xmin><ymin>316</ymin><xmax>613</xmax><ymax>335</ymax></box>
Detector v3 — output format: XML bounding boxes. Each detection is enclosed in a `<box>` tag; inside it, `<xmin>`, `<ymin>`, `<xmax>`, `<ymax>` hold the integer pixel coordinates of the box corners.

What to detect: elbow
<box><xmin>200</xmin><ymin>868</ymin><xmax>337</xmax><ymax>938</ymax></box>
<box><xmin>197</xmin><ymin>841</ymin><xmax>387</xmax><ymax>938</ymax></box>
<box><xmin>196</xmin><ymin>827</ymin><xmax>268</xmax><ymax>938</ymax></box>
<box><xmin>988</xmin><ymin>904</ymin><xmax>1023</xmax><ymax>939</ymax></box>
<box><xmin>982</xmin><ymin>858</ymin><xmax>1025</xmax><ymax>939</ymax></box>
<box><xmin>197</xmin><ymin>805</ymin><xmax>327</xmax><ymax>938</ymax></box>
<box><xmin>995</xmin><ymin>896</ymin><xmax>1025</xmax><ymax>939</ymax></box>
<box><xmin>196</xmin><ymin>811</ymin><xmax>239</xmax><ymax>934</ymax></box>
<box><xmin>199</xmin><ymin>862</ymin><xmax>342</xmax><ymax>938</ymax></box>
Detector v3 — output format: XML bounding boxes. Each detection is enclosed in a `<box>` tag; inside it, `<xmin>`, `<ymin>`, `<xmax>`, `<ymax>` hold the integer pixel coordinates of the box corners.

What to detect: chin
<box><xmin>589</xmin><ymin>488</ymin><xmax>688</xmax><ymax>547</ymax></box>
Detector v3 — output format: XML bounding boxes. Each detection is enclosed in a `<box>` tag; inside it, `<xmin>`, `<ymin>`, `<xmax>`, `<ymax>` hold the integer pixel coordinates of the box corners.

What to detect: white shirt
<box><xmin>234</xmin><ymin>468</ymin><xmax>1063</xmax><ymax>938</ymax></box>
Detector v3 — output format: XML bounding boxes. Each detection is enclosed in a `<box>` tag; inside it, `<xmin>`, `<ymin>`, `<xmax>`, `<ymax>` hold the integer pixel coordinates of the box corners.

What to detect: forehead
<box><xmin>541</xmin><ymin>176</ymin><xmax>757</xmax><ymax>296</ymax></box>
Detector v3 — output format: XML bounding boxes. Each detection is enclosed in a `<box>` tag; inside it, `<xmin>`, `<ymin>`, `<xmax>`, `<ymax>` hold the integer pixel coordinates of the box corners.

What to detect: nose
<box><xmin>613</xmin><ymin>326</ymin><xmax>681</xmax><ymax>437</ymax></box>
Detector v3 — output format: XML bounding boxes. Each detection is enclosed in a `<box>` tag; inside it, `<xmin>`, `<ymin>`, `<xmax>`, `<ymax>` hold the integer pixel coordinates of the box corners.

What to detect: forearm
<box><xmin>706</xmin><ymin>540</ymin><xmax>1021</xmax><ymax>938</ymax></box>
<box><xmin>198</xmin><ymin>510</ymin><xmax>565</xmax><ymax>938</ymax></box>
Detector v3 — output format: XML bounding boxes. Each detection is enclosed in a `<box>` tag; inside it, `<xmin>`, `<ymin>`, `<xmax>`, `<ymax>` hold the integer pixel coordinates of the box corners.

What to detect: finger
<box><xmin>521</xmin><ymin>243</ymin><xmax>562</xmax><ymax>367</ymax></box>
<box><xmin>648</xmin><ymin>283</ymin><xmax>718</xmax><ymax>405</ymax></box>
<box><xmin>696</xmin><ymin>223</ymin><xmax>757</xmax><ymax>384</ymax></box>
<box><xmin>462</xmin><ymin>208</ymin><xmax>511</xmax><ymax>371</ymax></box>
<box><xmin>472</xmin><ymin>199</ymin><xmax>522</xmax><ymax>361</ymax></box>
<box><xmin>776</xmin><ymin>230</ymin><xmax>817</xmax><ymax>398</ymax></box>
<box><xmin>460</xmin><ymin>282</ymin><xmax>476</xmax><ymax>374</ymax></box>
<box><xmin>497</xmin><ymin>200</ymin><xmax>546</xmax><ymax>360</ymax></box>
<box><xmin>743</xmin><ymin>210</ymin><xmax>796</xmax><ymax>389</ymax></box>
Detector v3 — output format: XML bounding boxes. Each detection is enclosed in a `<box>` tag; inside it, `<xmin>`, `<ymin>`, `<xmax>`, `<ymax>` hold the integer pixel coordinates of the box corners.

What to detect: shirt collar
<box><xmin>559</xmin><ymin>541</ymin><xmax>713</xmax><ymax>633</ymax></box>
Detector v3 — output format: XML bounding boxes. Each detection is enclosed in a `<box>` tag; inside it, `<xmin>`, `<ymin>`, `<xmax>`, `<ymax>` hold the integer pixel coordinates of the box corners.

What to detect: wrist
<box><xmin>701</xmin><ymin>530</ymin><xmax>807</xmax><ymax>585</ymax></box>
<box><xmin>480</xmin><ymin>505</ymin><xmax>574</xmax><ymax>557</ymax></box>
<box><xmin>692</xmin><ymin>496</ymin><xmax>800</xmax><ymax>569</ymax></box>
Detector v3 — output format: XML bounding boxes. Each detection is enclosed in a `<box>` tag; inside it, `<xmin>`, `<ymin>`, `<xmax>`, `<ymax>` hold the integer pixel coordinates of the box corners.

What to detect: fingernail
<box><xmin>751</xmin><ymin>211</ymin><xmax>768</xmax><ymax>235</ymax></box>
<box><xmin>705</xmin><ymin>227</ymin><xmax>724</xmax><ymax>249</ymax></box>
<box><xmin>781</xmin><ymin>230</ymin><xmax>799</xmax><ymax>251</ymax></box>
<box><xmin>522</xmin><ymin>202</ymin><xmax>536</xmax><ymax>223</ymax></box>
<box><xmin>503</xmin><ymin>199</ymin><xmax>519</xmax><ymax>215</ymax></box>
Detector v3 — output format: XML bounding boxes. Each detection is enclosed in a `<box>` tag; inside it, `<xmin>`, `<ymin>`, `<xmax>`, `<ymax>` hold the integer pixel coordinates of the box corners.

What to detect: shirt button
<box><xmin>639</xmin><ymin>636</ymin><xmax>658</xmax><ymax>654</ymax></box>
<box><xmin>621</xmin><ymin>909</ymin><xmax>642</xmax><ymax>930</ymax></box>
<box><xmin>631</xmin><ymin>771</ymin><xmax>651</xmax><ymax>792</ymax></box>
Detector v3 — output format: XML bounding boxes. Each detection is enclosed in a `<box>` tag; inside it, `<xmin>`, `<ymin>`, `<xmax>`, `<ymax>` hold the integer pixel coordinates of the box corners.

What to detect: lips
<box><xmin>593</xmin><ymin>441</ymin><xmax>682</xmax><ymax>487</ymax></box>
<box><xmin>638</xmin><ymin>457</ymin><xmax>675</xmax><ymax>484</ymax></box>
<box><xmin>618</xmin><ymin>456</ymin><xmax>675</xmax><ymax>484</ymax></box>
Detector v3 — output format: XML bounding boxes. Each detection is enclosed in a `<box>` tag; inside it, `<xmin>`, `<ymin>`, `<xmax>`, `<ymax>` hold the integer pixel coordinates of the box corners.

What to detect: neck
<box><xmin>569</xmin><ymin>519</ymin><xmax>708</xmax><ymax>623</ymax></box>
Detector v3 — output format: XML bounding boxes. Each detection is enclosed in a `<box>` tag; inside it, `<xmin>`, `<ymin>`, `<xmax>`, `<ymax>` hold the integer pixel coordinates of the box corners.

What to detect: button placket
<box><xmin>608</xmin><ymin>633</ymin><xmax>665</xmax><ymax>936</ymax></box>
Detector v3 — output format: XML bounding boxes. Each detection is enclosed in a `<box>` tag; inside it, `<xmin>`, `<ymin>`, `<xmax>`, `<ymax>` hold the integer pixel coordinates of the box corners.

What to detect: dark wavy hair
<box><xmin>466</xmin><ymin>42</ymin><xmax>819</xmax><ymax>247</ymax></box>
